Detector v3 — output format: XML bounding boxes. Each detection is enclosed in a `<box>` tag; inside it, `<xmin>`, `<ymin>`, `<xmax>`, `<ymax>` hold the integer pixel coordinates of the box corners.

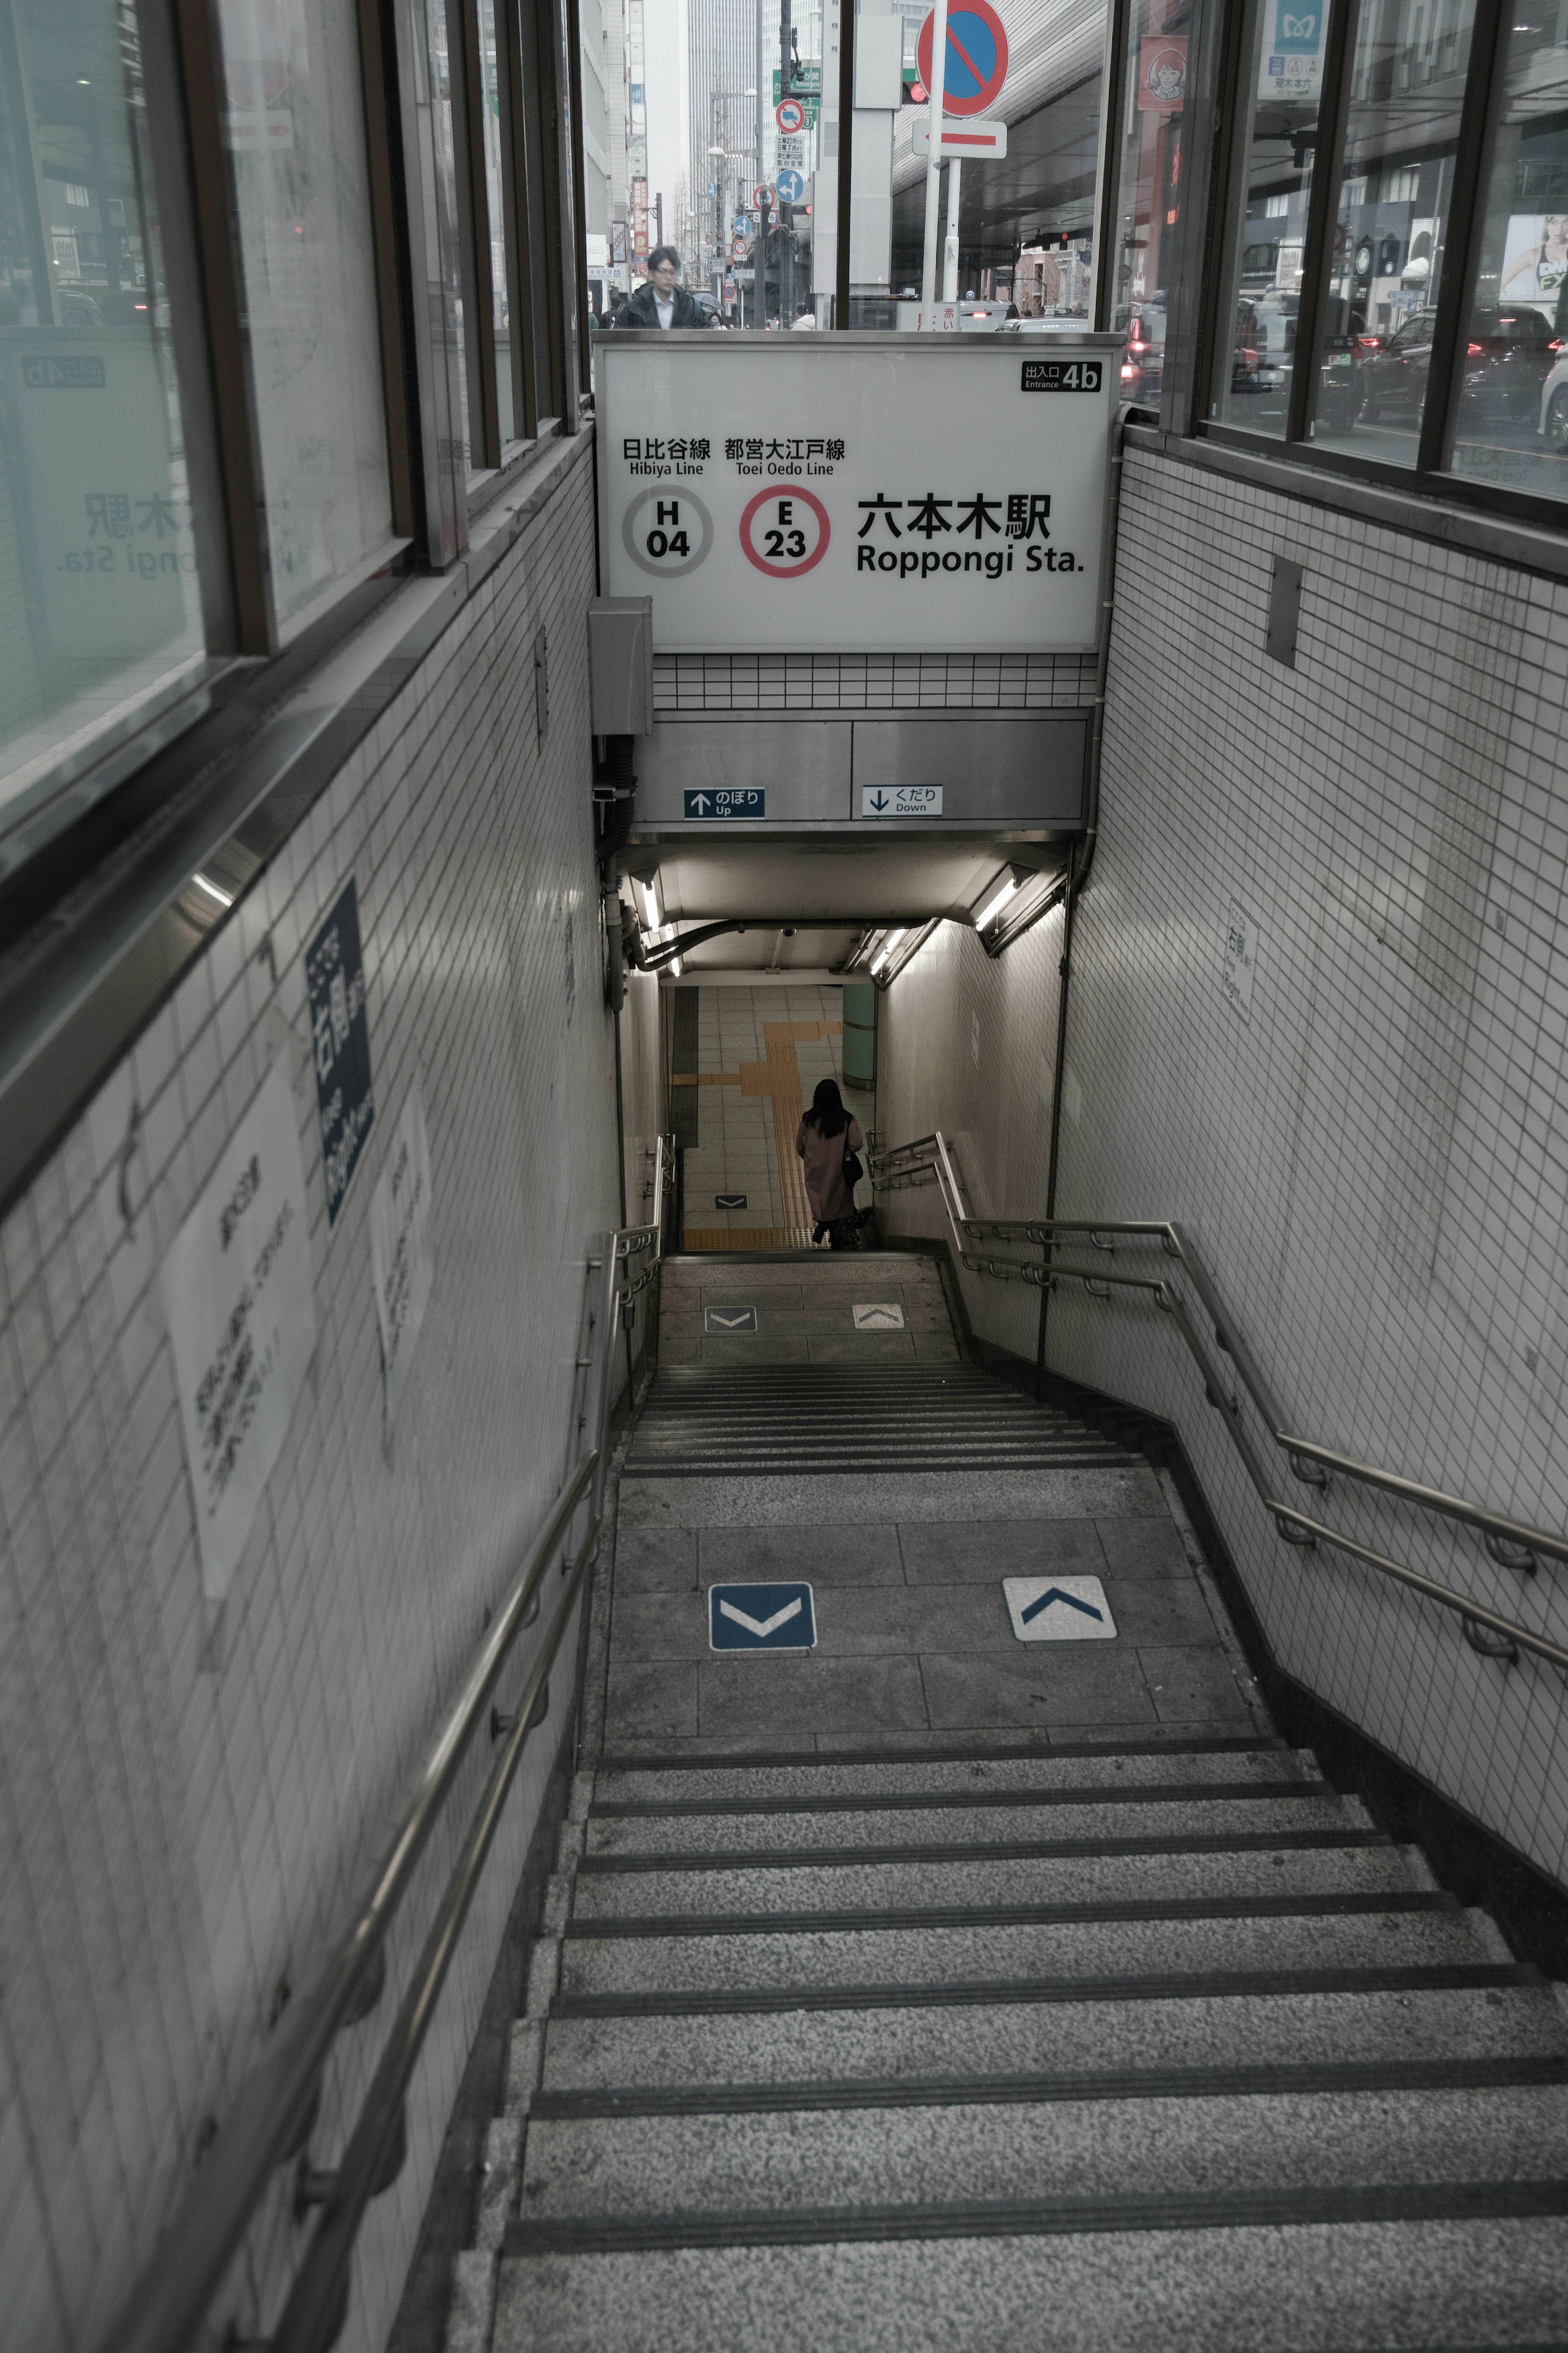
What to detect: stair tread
<box><xmin>492</xmin><ymin>2216</ymin><xmax>1568</xmax><ymax>2353</ymax></box>
<box><xmin>583</xmin><ymin>1791</ymin><xmax>1350</xmax><ymax>1858</ymax></box>
<box><xmin>559</xmin><ymin>1902</ymin><xmax>1494</xmax><ymax>1998</ymax></box>
<box><xmin>539</xmin><ymin>1978</ymin><xmax>1566</xmax><ymax>2092</ymax></box>
<box><xmin>517</xmin><ymin>2081</ymin><xmax>1568</xmax><ymax>2218</ymax></box>
<box><xmin>593</xmin><ymin>1746</ymin><xmax>1303</xmax><ymax>1806</ymax></box>
<box><xmin>567</xmin><ymin>1841</ymin><xmax>1419</xmax><ymax>1919</ymax></box>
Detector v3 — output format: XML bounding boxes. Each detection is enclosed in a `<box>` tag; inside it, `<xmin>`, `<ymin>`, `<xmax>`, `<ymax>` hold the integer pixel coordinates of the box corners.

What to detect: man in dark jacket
<box><xmin>615</xmin><ymin>246</ymin><xmax>715</xmax><ymax>328</ymax></box>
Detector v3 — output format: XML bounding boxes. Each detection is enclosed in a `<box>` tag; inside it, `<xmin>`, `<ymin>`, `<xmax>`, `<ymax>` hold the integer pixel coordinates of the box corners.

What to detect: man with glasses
<box><xmin>615</xmin><ymin>247</ymin><xmax>715</xmax><ymax>329</ymax></box>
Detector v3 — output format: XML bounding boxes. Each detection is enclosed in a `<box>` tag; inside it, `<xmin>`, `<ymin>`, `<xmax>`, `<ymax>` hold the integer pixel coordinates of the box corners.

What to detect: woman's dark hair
<box><xmin>806</xmin><ymin>1077</ymin><xmax>848</xmax><ymax>1138</ymax></box>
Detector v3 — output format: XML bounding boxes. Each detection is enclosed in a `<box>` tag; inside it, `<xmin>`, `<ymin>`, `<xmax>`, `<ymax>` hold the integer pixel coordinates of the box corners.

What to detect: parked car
<box><xmin>1540</xmin><ymin>346</ymin><xmax>1568</xmax><ymax>453</ymax></box>
<box><xmin>956</xmin><ymin>299</ymin><xmax>1016</xmax><ymax>332</ymax></box>
<box><xmin>1357</xmin><ymin>305</ymin><xmax>1557</xmax><ymax>429</ymax></box>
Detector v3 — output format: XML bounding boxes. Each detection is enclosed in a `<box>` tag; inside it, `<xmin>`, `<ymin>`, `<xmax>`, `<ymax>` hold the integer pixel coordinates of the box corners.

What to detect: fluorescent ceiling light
<box><xmin>870</xmin><ymin>927</ymin><xmax>906</xmax><ymax>975</ymax></box>
<box><xmin>193</xmin><ymin>872</ymin><xmax>233</xmax><ymax>908</ymax></box>
<box><xmin>975</xmin><ymin>877</ymin><xmax>1017</xmax><ymax>930</ymax></box>
<box><xmin>635</xmin><ymin>875</ymin><xmax>662</xmax><ymax>932</ymax></box>
<box><xmin>669</xmin><ymin>955</ymin><xmax>683</xmax><ymax>976</ymax></box>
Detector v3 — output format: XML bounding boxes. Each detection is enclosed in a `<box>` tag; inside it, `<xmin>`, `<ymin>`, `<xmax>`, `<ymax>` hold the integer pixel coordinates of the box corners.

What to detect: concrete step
<box><xmin>566</xmin><ymin>1836</ymin><xmax>1421</xmax><ymax>1922</ymax></box>
<box><xmin>492</xmin><ymin>2212</ymin><xmax>1568</xmax><ymax>2353</ymax></box>
<box><xmin>540</xmin><ymin>1976</ymin><xmax>1564</xmax><ymax>2092</ymax></box>
<box><xmin>559</xmin><ymin>1896</ymin><xmax>1500</xmax><ymax>2000</ymax></box>
<box><xmin>581</xmin><ymin>1789</ymin><xmax>1352</xmax><ymax>1860</ymax></box>
<box><xmin>517</xmin><ymin>2078</ymin><xmax>1568</xmax><ymax>2220</ymax></box>
<box><xmin>592</xmin><ymin>1743</ymin><xmax>1310</xmax><ymax>1809</ymax></box>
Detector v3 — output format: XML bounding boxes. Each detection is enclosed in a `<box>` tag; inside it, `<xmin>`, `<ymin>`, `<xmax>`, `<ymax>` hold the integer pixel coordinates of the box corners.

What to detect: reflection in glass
<box><xmin>477</xmin><ymin>0</ymin><xmax>515</xmax><ymax>440</ymax></box>
<box><xmin>1212</xmin><ymin>0</ymin><xmax>1334</xmax><ymax>434</ymax></box>
<box><xmin>0</xmin><ymin>0</ymin><xmax>206</xmax><ymax>824</ymax></box>
<box><xmin>1107</xmin><ymin>0</ymin><xmax>1192</xmax><ymax>401</ymax></box>
<box><xmin>1448</xmin><ymin>8</ymin><xmax>1568</xmax><ymax>500</ymax></box>
<box><xmin>217</xmin><ymin>0</ymin><xmax>394</xmax><ymax>618</ymax></box>
<box><xmin>1307</xmin><ymin>0</ymin><xmax>1478</xmax><ymax>463</ymax></box>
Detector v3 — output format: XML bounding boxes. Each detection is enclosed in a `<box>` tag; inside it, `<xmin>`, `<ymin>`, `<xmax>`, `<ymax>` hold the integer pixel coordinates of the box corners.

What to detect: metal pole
<box><xmin>834</xmin><ymin>0</ymin><xmax>853</xmax><ymax>325</ymax></box>
<box><xmin>757</xmin><ymin>0</ymin><xmax>767</xmax><ymax>319</ymax></box>
<box><xmin>919</xmin><ymin>0</ymin><xmax>949</xmax><ymax>317</ymax></box>
<box><xmin>942</xmin><ymin>155</ymin><xmax>961</xmax><ymax>299</ymax></box>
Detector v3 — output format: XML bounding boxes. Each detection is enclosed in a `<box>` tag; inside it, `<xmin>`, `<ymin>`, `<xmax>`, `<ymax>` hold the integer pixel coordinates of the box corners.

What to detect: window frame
<box><xmin>1185</xmin><ymin>0</ymin><xmax>1560</xmax><ymax>526</ymax></box>
<box><xmin>0</xmin><ymin>0</ymin><xmax>586</xmax><ymax>911</ymax></box>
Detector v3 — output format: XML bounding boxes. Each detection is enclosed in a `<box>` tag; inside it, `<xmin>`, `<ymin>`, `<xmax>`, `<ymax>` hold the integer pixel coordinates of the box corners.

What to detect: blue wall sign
<box><xmin>306</xmin><ymin>878</ymin><xmax>375</xmax><ymax>1225</ymax></box>
<box><xmin>709</xmin><ymin>1581</ymin><xmax>817</xmax><ymax>1650</ymax></box>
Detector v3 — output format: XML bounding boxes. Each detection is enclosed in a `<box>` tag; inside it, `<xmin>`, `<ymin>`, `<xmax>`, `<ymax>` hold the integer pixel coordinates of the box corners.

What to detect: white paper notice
<box><xmin>162</xmin><ymin>1061</ymin><xmax>316</xmax><ymax>1600</ymax></box>
<box><xmin>369</xmin><ymin>1082</ymin><xmax>434</xmax><ymax>1425</ymax></box>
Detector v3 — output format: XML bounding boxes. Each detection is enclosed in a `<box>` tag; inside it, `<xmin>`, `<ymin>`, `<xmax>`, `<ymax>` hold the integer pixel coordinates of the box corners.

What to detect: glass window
<box><xmin>216</xmin><ymin>0</ymin><xmax>395</xmax><ymax>624</ymax></box>
<box><xmin>1106</xmin><ymin>0</ymin><xmax>1194</xmax><ymax>404</ymax></box>
<box><xmin>478</xmin><ymin>0</ymin><xmax>518</xmax><ymax>441</ymax></box>
<box><xmin>0</xmin><ymin>0</ymin><xmax>208</xmax><ymax>842</ymax></box>
<box><xmin>1447</xmin><ymin>7</ymin><xmax>1568</xmax><ymax>500</ymax></box>
<box><xmin>1213</xmin><ymin>0</ymin><xmax>1336</xmax><ymax>433</ymax></box>
<box><xmin>1306</xmin><ymin>0</ymin><xmax>1479</xmax><ymax>463</ymax></box>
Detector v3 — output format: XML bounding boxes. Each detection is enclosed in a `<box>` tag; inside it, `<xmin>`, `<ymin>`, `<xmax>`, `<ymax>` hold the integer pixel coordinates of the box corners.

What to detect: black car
<box><xmin>1356</xmin><ymin>305</ymin><xmax>1557</xmax><ymax>428</ymax></box>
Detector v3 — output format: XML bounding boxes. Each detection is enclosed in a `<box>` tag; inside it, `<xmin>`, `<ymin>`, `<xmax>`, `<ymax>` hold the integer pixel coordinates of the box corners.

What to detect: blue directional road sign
<box><xmin>704</xmin><ymin>1305</ymin><xmax>757</xmax><ymax>1332</ymax></box>
<box><xmin>710</xmin><ymin>1581</ymin><xmax>817</xmax><ymax>1651</ymax></box>
<box><xmin>775</xmin><ymin>167</ymin><xmax>806</xmax><ymax>204</ymax></box>
<box><xmin>684</xmin><ymin>788</ymin><xmax>766</xmax><ymax>819</ymax></box>
<box><xmin>1002</xmin><ymin>1574</ymin><xmax>1118</xmax><ymax>1643</ymax></box>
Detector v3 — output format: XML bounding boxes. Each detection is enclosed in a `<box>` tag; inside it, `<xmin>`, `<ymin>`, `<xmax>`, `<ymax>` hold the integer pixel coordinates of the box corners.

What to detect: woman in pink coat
<box><xmin>796</xmin><ymin>1079</ymin><xmax>867</xmax><ymax>1250</ymax></box>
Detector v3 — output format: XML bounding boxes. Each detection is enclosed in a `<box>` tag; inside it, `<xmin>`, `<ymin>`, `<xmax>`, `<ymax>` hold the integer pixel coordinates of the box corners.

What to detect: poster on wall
<box><xmin>306</xmin><ymin>877</ymin><xmax>375</xmax><ymax>1225</ymax></box>
<box><xmin>597</xmin><ymin>338</ymin><xmax>1115</xmax><ymax>654</ymax></box>
<box><xmin>369</xmin><ymin>1082</ymin><xmax>434</xmax><ymax>1426</ymax></box>
<box><xmin>161</xmin><ymin>1060</ymin><xmax>317</xmax><ymax>1601</ymax></box>
<box><xmin>1500</xmin><ymin>215</ymin><xmax>1568</xmax><ymax>322</ymax></box>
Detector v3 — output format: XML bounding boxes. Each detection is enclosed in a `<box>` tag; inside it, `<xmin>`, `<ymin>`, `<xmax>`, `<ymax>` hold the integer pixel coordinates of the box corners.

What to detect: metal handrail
<box><xmin>870</xmin><ymin>1131</ymin><xmax>1568</xmax><ymax>1673</ymax></box>
<box><xmin>107</xmin><ymin>1147</ymin><xmax>677</xmax><ymax>2353</ymax></box>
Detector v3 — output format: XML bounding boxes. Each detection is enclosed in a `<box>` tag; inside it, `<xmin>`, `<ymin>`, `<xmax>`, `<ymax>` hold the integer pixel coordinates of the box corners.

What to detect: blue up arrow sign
<box><xmin>1002</xmin><ymin>1574</ymin><xmax>1117</xmax><ymax>1643</ymax></box>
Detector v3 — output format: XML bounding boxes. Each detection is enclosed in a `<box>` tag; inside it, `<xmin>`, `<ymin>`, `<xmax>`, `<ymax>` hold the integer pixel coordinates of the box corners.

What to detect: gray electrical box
<box><xmin>588</xmin><ymin>597</ymin><xmax>654</xmax><ymax>735</ymax></box>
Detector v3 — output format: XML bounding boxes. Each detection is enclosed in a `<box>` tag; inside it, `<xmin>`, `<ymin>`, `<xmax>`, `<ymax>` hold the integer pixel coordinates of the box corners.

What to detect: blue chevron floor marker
<box><xmin>1002</xmin><ymin>1574</ymin><xmax>1118</xmax><ymax>1644</ymax></box>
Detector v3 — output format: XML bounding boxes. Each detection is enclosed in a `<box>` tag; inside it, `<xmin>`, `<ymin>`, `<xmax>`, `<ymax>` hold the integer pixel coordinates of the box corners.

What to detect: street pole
<box><xmin>942</xmin><ymin>157</ymin><xmax>961</xmax><ymax>299</ymax></box>
<box><xmin>780</xmin><ymin>0</ymin><xmax>793</xmax><ymax>323</ymax></box>
<box><xmin>919</xmin><ymin>0</ymin><xmax>949</xmax><ymax>317</ymax></box>
<box><xmin>757</xmin><ymin>0</ymin><xmax>767</xmax><ymax>321</ymax></box>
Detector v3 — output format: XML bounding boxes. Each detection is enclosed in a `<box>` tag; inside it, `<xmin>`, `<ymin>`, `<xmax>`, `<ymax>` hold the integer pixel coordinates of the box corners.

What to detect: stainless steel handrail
<box><xmin>106</xmin><ymin>1147</ymin><xmax>677</xmax><ymax>2353</ymax></box>
<box><xmin>870</xmin><ymin>1131</ymin><xmax>1568</xmax><ymax>1671</ymax></box>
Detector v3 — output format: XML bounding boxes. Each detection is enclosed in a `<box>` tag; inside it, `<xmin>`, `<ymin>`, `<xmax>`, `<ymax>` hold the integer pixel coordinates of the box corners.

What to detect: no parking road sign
<box><xmin>917</xmin><ymin>0</ymin><xmax>1009</xmax><ymax>114</ymax></box>
<box><xmin>710</xmin><ymin>1581</ymin><xmax>817</xmax><ymax>1651</ymax></box>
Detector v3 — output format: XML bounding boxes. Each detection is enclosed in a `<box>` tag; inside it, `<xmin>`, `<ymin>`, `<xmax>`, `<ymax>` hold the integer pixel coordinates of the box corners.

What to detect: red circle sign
<box><xmin>776</xmin><ymin>96</ymin><xmax>807</xmax><ymax>134</ymax></box>
<box><xmin>916</xmin><ymin>0</ymin><xmax>1009</xmax><ymax>114</ymax></box>
<box><xmin>740</xmin><ymin>485</ymin><xmax>830</xmax><ymax>578</ymax></box>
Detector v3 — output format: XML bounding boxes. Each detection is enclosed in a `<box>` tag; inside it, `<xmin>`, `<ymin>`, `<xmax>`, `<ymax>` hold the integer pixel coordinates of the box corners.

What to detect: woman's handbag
<box><xmin>841</xmin><ymin>1126</ymin><xmax>864</xmax><ymax>1189</ymax></box>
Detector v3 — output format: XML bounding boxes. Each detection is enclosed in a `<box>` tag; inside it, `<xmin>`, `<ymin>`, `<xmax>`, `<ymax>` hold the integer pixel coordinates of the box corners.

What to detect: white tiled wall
<box><xmin>0</xmin><ymin>441</ymin><xmax>622</xmax><ymax>2351</ymax></box>
<box><xmin>879</xmin><ymin>446</ymin><xmax>1568</xmax><ymax>1894</ymax></box>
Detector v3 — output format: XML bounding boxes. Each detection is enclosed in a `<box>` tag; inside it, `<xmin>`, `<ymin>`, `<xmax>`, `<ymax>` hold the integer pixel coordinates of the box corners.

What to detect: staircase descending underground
<box><xmin>457</xmin><ymin>1265</ymin><xmax>1568</xmax><ymax>2350</ymax></box>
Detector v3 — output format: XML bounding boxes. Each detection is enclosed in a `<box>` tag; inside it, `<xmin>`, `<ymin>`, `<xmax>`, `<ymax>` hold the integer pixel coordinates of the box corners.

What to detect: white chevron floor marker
<box><xmin>708</xmin><ymin>1580</ymin><xmax>817</xmax><ymax>1651</ymax></box>
<box><xmin>704</xmin><ymin>1306</ymin><xmax>758</xmax><ymax>1333</ymax></box>
<box><xmin>852</xmin><ymin>1303</ymin><xmax>906</xmax><ymax>1329</ymax></box>
<box><xmin>718</xmin><ymin>1596</ymin><xmax>803</xmax><ymax>1638</ymax></box>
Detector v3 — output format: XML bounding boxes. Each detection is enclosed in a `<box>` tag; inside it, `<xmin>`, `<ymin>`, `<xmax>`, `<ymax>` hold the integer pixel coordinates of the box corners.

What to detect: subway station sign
<box><xmin>596</xmin><ymin>335</ymin><xmax>1116</xmax><ymax>654</ymax></box>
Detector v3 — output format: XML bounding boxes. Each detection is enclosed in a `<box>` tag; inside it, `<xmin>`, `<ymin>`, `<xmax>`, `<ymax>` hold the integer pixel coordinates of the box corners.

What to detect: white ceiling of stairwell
<box><xmin>624</xmin><ymin>834</ymin><xmax>1066</xmax><ymax>927</ymax></box>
